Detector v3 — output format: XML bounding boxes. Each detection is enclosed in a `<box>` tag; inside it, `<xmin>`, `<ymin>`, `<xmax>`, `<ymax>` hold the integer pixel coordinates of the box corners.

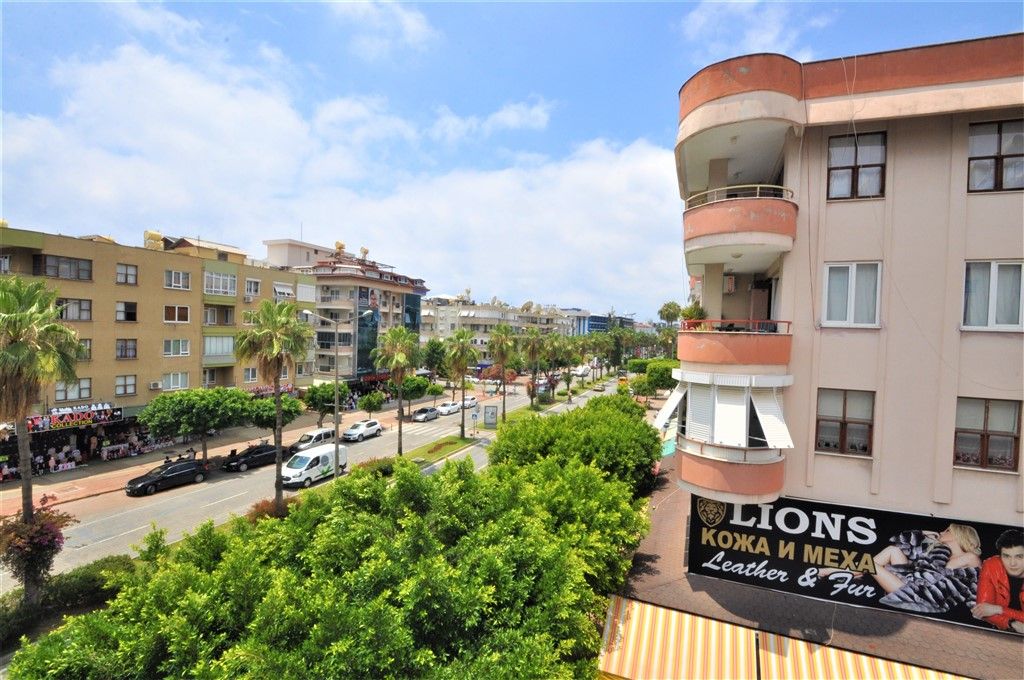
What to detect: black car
<box><xmin>221</xmin><ymin>442</ymin><xmax>278</xmax><ymax>472</ymax></box>
<box><xmin>125</xmin><ymin>458</ymin><xmax>209</xmax><ymax>496</ymax></box>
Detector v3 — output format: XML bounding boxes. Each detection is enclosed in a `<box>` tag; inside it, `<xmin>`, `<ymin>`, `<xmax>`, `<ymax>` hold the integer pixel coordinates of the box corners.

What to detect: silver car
<box><xmin>342</xmin><ymin>419</ymin><xmax>382</xmax><ymax>442</ymax></box>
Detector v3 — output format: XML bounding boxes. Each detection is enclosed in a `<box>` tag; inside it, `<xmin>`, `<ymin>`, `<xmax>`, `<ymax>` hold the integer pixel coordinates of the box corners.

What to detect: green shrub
<box><xmin>570</xmin><ymin>387</ymin><xmax>580</xmax><ymax>395</ymax></box>
<box><xmin>355</xmin><ymin>457</ymin><xmax>396</xmax><ymax>477</ymax></box>
<box><xmin>626</xmin><ymin>358</ymin><xmax>649</xmax><ymax>374</ymax></box>
<box><xmin>556</xmin><ymin>389</ymin><xmax>568</xmax><ymax>396</ymax></box>
<box><xmin>645</xmin><ymin>359</ymin><xmax>680</xmax><ymax>391</ymax></box>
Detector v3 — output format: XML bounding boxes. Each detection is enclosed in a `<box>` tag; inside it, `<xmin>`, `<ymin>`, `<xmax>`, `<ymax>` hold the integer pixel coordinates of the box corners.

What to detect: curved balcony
<box><xmin>678</xmin><ymin>320</ymin><xmax>792</xmax><ymax>368</ymax></box>
<box><xmin>683</xmin><ymin>186</ymin><xmax>797</xmax><ymax>265</ymax></box>
<box><xmin>676</xmin><ymin>439</ymin><xmax>785</xmax><ymax>505</ymax></box>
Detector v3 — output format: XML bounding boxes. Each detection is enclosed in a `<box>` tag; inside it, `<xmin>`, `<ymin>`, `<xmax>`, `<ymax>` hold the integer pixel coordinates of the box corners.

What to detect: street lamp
<box><xmin>302</xmin><ymin>308</ymin><xmax>372</xmax><ymax>481</ymax></box>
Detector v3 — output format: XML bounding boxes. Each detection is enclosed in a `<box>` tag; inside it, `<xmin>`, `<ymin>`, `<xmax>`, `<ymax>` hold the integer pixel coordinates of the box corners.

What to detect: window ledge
<box><xmin>967</xmin><ymin>188</ymin><xmax>1024</xmax><ymax>195</ymax></box>
<box><xmin>960</xmin><ymin>326</ymin><xmax>1023</xmax><ymax>333</ymax></box>
<box><xmin>820</xmin><ymin>323</ymin><xmax>881</xmax><ymax>330</ymax></box>
<box><xmin>953</xmin><ymin>465</ymin><xmax>1019</xmax><ymax>476</ymax></box>
<box><xmin>826</xmin><ymin>196</ymin><xmax>885</xmax><ymax>203</ymax></box>
<box><xmin>815</xmin><ymin>450</ymin><xmax>872</xmax><ymax>460</ymax></box>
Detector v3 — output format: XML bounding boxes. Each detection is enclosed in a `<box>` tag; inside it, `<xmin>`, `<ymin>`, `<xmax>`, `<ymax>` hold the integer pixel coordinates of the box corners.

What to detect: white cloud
<box><xmin>329</xmin><ymin>1</ymin><xmax>440</xmax><ymax>60</ymax></box>
<box><xmin>430</xmin><ymin>97</ymin><xmax>553</xmax><ymax>144</ymax></box>
<box><xmin>108</xmin><ymin>1</ymin><xmax>205</xmax><ymax>53</ymax></box>
<box><xmin>680</xmin><ymin>1</ymin><xmax>833</xmax><ymax>64</ymax></box>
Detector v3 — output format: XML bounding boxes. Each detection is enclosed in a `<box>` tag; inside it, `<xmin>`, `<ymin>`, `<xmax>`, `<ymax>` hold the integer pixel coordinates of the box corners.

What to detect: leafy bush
<box><xmin>645</xmin><ymin>359</ymin><xmax>680</xmax><ymax>391</ymax></box>
<box><xmin>587</xmin><ymin>394</ymin><xmax>646</xmax><ymax>419</ymax></box>
<box><xmin>556</xmin><ymin>388</ymin><xmax>568</xmax><ymax>396</ymax></box>
<box><xmin>626</xmin><ymin>358</ymin><xmax>649</xmax><ymax>374</ymax></box>
<box><xmin>0</xmin><ymin>497</ymin><xmax>77</xmax><ymax>599</ymax></box>
<box><xmin>355</xmin><ymin>456</ymin><xmax>396</xmax><ymax>477</ymax></box>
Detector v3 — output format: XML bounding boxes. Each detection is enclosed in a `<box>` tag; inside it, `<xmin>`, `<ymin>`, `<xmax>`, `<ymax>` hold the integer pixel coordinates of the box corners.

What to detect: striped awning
<box><xmin>599</xmin><ymin>595</ymin><xmax>757</xmax><ymax>680</ymax></box>
<box><xmin>599</xmin><ymin>596</ymin><xmax>970</xmax><ymax>680</ymax></box>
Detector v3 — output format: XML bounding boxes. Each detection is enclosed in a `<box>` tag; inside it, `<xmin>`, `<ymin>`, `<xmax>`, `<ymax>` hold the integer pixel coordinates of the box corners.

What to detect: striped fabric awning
<box><xmin>599</xmin><ymin>595</ymin><xmax>757</xmax><ymax>680</ymax></box>
<box><xmin>599</xmin><ymin>596</ymin><xmax>970</xmax><ymax>680</ymax></box>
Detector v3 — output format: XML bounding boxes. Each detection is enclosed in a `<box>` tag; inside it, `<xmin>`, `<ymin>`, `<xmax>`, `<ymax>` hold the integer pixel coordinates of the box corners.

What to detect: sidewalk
<box><xmin>0</xmin><ymin>384</ymin><xmax>508</xmax><ymax>515</ymax></box>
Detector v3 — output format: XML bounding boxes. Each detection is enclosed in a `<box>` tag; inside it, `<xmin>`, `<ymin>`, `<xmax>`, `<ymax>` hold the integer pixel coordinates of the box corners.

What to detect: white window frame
<box><xmin>204</xmin><ymin>271</ymin><xmax>237</xmax><ymax>296</ymax></box>
<box><xmin>56</xmin><ymin>378</ymin><xmax>92</xmax><ymax>402</ymax></box>
<box><xmin>116</xmin><ymin>263</ymin><xmax>138</xmax><ymax>285</ymax></box>
<box><xmin>162</xmin><ymin>372</ymin><xmax>189</xmax><ymax>391</ymax></box>
<box><xmin>164</xmin><ymin>305</ymin><xmax>190</xmax><ymax>323</ymax></box>
<box><xmin>0</xmin><ymin>255</ymin><xmax>10</xmax><ymax>273</ymax></box>
<box><xmin>203</xmin><ymin>336</ymin><xmax>235</xmax><ymax>356</ymax></box>
<box><xmin>57</xmin><ymin>298</ymin><xmax>92</xmax><ymax>321</ymax></box>
<box><xmin>822</xmin><ymin>262</ymin><xmax>881</xmax><ymax>328</ymax></box>
<box><xmin>962</xmin><ymin>261</ymin><xmax>1024</xmax><ymax>331</ymax></box>
<box><xmin>115</xmin><ymin>375</ymin><xmax>137</xmax><ymax>396</ymax></box>
<box><xmin>245</xmin><ymin>278</ymin><xmax>261</xmax><ymax>296</ymax></box>
<box><xmin>273</xmin><ymin>282</ymin><xmax>294</xmax><ymax>300</ymax></box>
<box><xmin>164</xmin><ymin>270</ymin><xmax>191</xmax><ymax>290</ymax></box>
<box><xmin>244</xmin><ymin>367</ymin><xmax>258</xmax><ymax>383</ymax></box>
<box><xmin>163</xmin><ymin>339</ymin><xmax>190</xmax><ymax>357</ymax></box>
<box><xmin>204</xmin><ymin>307</ymin><xmax>218</xmax><ymax>325</ymax></box>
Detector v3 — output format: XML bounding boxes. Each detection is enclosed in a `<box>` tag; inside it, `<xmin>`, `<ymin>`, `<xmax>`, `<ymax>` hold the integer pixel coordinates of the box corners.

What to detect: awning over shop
<box><xmin>599</xmin><ymin>595</ymin><xmax>757</xmax><ymax>680</ymax></box>
<box><xmin>653</xmin><ymin>386</ymin><xmax>687</xmax><ymax>431</ymax></box>
<box><xmin>598</xmin><ymin>596</ymin><xmax>968</xmax><ymax>680</ymax></box>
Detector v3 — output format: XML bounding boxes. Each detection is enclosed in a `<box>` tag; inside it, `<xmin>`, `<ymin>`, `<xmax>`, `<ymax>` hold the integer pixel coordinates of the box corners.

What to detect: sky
<box><xmin>3</xmin><ymin>2</ymin><xmax>1022</xmax><ymax>322</ymax></box>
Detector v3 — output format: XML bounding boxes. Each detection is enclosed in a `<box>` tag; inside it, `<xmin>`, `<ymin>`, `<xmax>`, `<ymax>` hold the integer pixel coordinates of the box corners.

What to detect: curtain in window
<box><xmin>826</xmin><ymin>267</ymin><xmax>849</xmax><ymax>321</ymax></box>
<box><xmin>988</xmin><ymin>400</ymin><xmax>1020</xmax><ymax>434</ymax></box>
<box><xmin>955</xmin><ymin>397</ymin><xmax>985</xmax><ymax>429</ymax></box>
<box><xmin>817</xmin><ymin>389</ymin><xmax>844</xmax><ymax>418</ymax></box>
<box><xmin>963</xmin><ymin>263</ymin><xmax>990</xmax><ymax>326</ymax></box>
<box><xmin>995</xmin><ymin>264</ymin><xmax>1021</xmax><ymax>325</ymax></box>
<box><xmin>853</xmin><ymin>264</ymin><xmax>878</xmax><ymax>324</ymax></box>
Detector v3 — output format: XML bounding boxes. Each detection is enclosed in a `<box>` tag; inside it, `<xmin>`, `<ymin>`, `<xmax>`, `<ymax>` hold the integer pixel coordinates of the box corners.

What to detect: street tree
<box><xmin>397</xmin><ymin>375</ymin><xmax>431</xmax><ymax>416</ymax></box>
<box><xmin>426</xmin><ymin>382</ymin><xmax>445</xmax><ymax>405</ymax></box>
<box><xmin>138</xmin><ymin>387</ymin><xmax>251</xmax><ymax>462</ymax></box>
<box><xmin>518</xmin><ymin>327</ymin><xmax>545</xmax><ymax>408</ymax></box>
<box><xmin>358</xmin><ymin>390</ymin><xmax>385</xmax><ymax>419</ymax></box>
<box><xmin>235</xmin><ymin>299</ymin><xmax>314</xmax><ymax>516</ymax></box>
<box><xmin>421</xmin><ymin>337</ymin><xmax>446</xmax><ymax>378</ymax></box>
<box><xmin>487</xmin><ymin>323</ymin><xmax>516</xmax><ymax>422</ymax></box>
<box><xmin>372</xmin><ymin>326</ymin><xmax>419</xmax><ymax>456</ymax></box>
<box><xmin>445</xmin><ymin>329</ymin><xmax>478</xmax><ymax>438</ymax></box>
<box><xmin>658</xmin><ymin>301</ymin><xmax>682</xmax><ymax>326</ymax></box>
<box><xmin>302</xmin><ymin>382</ymin><xmax>351</xmax><ymax>429</ymax></box>
<box><xmin>248</xmin><ymin>395</ymin><xmax>305</xmax><ymax>432</ymax></box>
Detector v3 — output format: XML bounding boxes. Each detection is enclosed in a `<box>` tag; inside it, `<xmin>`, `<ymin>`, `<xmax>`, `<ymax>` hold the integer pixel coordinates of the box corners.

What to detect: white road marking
<box><xmin>74</xmin><ymin>523</ymin><xmax>150</xmax><ymax>548</ymax></box>
<box><xmin>200</xmin><ymin>491</ymin><xmax>248</xmax><ymax>508</ymax></box>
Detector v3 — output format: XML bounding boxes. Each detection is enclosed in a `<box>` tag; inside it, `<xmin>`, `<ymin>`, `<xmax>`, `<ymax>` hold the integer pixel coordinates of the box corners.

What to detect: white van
<box><xmin>281</xmin><ymin>443</ymin><xmax>348</xmax><ymax>488</ymax></box>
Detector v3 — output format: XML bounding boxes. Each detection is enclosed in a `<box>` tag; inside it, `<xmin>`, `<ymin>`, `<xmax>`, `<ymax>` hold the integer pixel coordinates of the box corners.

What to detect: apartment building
<box><xmin>263</xmin><ymin>239</ymin><xmax>427</xmax><ymax>387</ymax></box>
<box><xmin>0</xmin><ymin>226</ymin><xmax>317</xmax><ymax>420</ymax></box>
<box><xmin>603</xmin><ymin>35</ymin><xmax>1023</xmax><ymax>677</ymax></box>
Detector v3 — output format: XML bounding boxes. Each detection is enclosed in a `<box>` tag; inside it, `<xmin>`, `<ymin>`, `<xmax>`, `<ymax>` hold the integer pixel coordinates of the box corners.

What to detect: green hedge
<box><xmin>626</xmin><ymin>358</ymin><xmax>649</xmax><ymax>374</ymax></box>
<box><xmin>645</xmin><ymin>359</ymin><xmax>680</xmax><ymax>390</ymax></box>
<box><xmin>1</xmin><ymin>553</ymin><xmax>135</xmax><ymax>650</ymax></box>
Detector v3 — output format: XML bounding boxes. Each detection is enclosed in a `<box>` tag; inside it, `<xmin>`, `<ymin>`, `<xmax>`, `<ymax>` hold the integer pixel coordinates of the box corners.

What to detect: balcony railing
<box><xmin>685</xmin><ymin>184</ymin><xmax>793</xmax><ymax>210</ymax></box>
<box><xmin>681</xmin><ymin>319</ymin><xmax>791</xmax><ymax>333</ymax></box>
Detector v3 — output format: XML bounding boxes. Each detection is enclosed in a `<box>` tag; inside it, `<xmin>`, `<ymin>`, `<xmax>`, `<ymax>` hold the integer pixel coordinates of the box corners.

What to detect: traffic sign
<box><xmin>471</xmin><ymin>413</ymin><xmax>478</xmax><ymax>420</ymax></box>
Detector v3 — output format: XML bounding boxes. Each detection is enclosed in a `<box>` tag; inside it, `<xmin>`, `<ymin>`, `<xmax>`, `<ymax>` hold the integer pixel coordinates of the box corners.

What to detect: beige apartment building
<box><xmin>0</xmin><ymin>225</ymin><xmax>316</xmax><ymax>422</ymax></box>
<box><xmin>601</xmin><ymin>34</ymin><xmax>1024</xmax><ymax>679</ymax></box>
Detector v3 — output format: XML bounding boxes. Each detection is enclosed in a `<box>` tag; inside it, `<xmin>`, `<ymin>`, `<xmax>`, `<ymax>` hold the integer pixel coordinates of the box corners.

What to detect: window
<box><xmin>203</xmin><ymin>336</ymin><xmax>235</xmax><ymax>356</ymax></box>
<box><xmin>968</xmin><ymin>121</ymin><xmax>1023</xmax><ymax>192</ymax></box>
<box><xmin>0</xmin><ymin>255</ymin><xmax>10</xmax><ymax>273</ymax></box>
<box><xmin>823</xmin><ymin>262</ymin><xmax>880</xmax><ymax>326</ymax></box>
<box><xmin>32</xmin><ymin>255</ymin><xmax>92</xmax><ymax>280</ymax></box>
<box><xmin>55</xmin><ymin>378</ymin><xmax>91</xmax><ymax>402</ymax></box>
<box><xmin>202</xmin><ymin>368</ymin><xmax>217</xmax><ymax>386</ymax></box>
<box><xmin>828</xmin><ymin>132</ymin><xmax>886</xmax><ymax>199</ymax></box>
<box><xmin>115</xmin><ymin>338</ymin><xmax>138</xmax><ymax>359</ymax></box>
<box><xmin>116</xmin><ymin>301</ymin><xmax>138</xmax><ymax>322</ymax></box>
<box><xmin>297</xmin><ymin>283</ymin><xmax>316</xmax><ymax>302</ymax></box>
<box><xmin>217</xmin><ymin>252</ymin><xmax>228</xmax><ymax>262</ymax></box>
<box><xmin>57</xmin><ymin>298</ymin><xmax>92</xmax><ymax>321</ymax></box>
<box><xmin>204</xmin><ymin>271</ymin><xmax>237</xmax><ymax>296</ymax></box>
<box><xmin>273</xmin><ymin>282</ymin><xmax>294</xmax><ymax>300</ymax></box>
<box><xmin>244</xmin><ymin>367</ymin><xmax>258</xmax><ymax>383</ymax></box>
<box><xmin>816</xmin><ymin>389</ymin><xmax>875</xmax><ymax>455</ymax></box>
<box><xmin>163</xmin><ymin>339</ymin><xmax>190</xmax><ymax>357</ymax></box>
<box><xmin>165</xmin><ymin>270</ymin><xmax>191</xmax><ymax>290</ymax></box>
<box><xmin>204</xmin><ymin>307</ymin><xmax>218</xmax><ymax>325</ymax></box>
<box><xmin>162</xmin><ymin>372</ymin><xmax>189</xmax><ymax>391</ymax></box>
<box><xmin>115</xmin><ymin>375</ymin><xmax>137</xmax><ymax>396</ymax></box>
<box><xmin>116</xmin><ymin>263</ymin><xmax>138</xmax><ymax>285</ymax></box>
<box><xmin>963</xmin><ymin>261</ymin><xmax>1023</xmax><ymax>329</ymax></box>
<box><xmin>164</xmin><ymin>305</ymin><xmax>190</xmax><ymax>323</ymax></box>
<box><xmin>79</xmin><ymin>339</ymin><xmax>92</xmax><ymax>361</ymax></box>
<box><xmin>245</xmin><ymin>279</ymin><xmax>261</xmax><ymax>296</ymax></box>
<box><xmin>955</xmin><ymin>398</ymin><xmax>1020</xmax><ymax>470</ymax></box>
<box><xmin>280</xmin><ymin>365</ymin><xmax>289</xmax><ymax>379</ymax></box>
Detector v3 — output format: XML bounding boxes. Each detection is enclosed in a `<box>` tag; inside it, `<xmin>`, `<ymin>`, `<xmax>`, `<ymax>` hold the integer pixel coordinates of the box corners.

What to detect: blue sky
<box><xmin>3</xmin><ymin>2</ymin><xmax>1022</xmax><ymax>321</ymax></box>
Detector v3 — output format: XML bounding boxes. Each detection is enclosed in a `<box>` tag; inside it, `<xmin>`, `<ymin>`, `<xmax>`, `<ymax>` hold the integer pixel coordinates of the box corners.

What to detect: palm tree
<box><xmin>519</xmin><ymin>327</ymin><xmax>544</xmax><ymax>408</ymax></box>
<box><xmin>658</xmin><ymin>301</ymin><xmax>682</xmax><ymax>326</ymax></box>
<box><xmin>0</xmin><ymin>277</ymin><xmax>82</xmax><ymax>605</ymax></box>
<box><xmin>487</xmin><ymin>324</ymin><xmax>516</xmax><ymax>422</ymax></box>
<box><xmin>371</xmin><ymin>326</ymin><xmax>419</xmax><ymax>456</ymax></box>
<box><xmin>235</xmin><ymin>300</ymin><xmax>313</xmax><ymax>515</ymax></box>
<box><xmin>445</xmin><ymin>329</ymin><xmax>478</xmax><ymax>438</ymax></box>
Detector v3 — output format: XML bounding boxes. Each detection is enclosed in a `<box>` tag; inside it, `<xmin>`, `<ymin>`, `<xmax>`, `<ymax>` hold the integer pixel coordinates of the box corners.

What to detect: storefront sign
<box><xmin>360</xmin><ymin>373</ymin><xmax>389</xmax><ymax>383</ymax></box>
<box><xmin>25</xmin><ymin>406</ymin><xmax>123</xmax><ymax>433</ymax></box>
<box><xmin>687</xmin><ymin>495</ymin><xmax>1023</xmax><ymax>633</ymax></box>
<box><xmin>245</xmin><ymin>383</ymin><xmax>294</xmax><ymax>397</ymax></box>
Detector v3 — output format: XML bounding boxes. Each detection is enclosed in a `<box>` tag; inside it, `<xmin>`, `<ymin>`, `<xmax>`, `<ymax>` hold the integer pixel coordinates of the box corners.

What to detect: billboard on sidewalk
<box><xmin>687</xmin><ymin>495</ymin><xmax>1024</xmax><ymax>634</ymax></box>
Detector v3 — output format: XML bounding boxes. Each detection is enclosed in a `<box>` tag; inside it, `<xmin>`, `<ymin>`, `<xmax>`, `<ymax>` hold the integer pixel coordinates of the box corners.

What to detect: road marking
<box><xmin>200</xmin><ymin>491</ymin><xmax>248</xmax><ymax>508</ymax></box>
<box><xmin>72</xmin><ymin>477</ymin><xmax>243</xmax><ymax>528</ymax></box>
<box><xmin>75</xmin><ymin>523</ymin><xmax>150</xmax><ymax>548</ymax></box>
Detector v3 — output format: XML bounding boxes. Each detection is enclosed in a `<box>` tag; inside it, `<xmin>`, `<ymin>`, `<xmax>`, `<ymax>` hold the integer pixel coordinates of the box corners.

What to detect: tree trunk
<box><xmin>273</xmin><ymin>374</ymin><xmax>284</xmax><ymax>516</ymax></box>
<box><xmin>500</xmin><ymin>363</ymin><xmax>507</xmax><ymax>422</ymax></box>
<box><xmin>459</xmin><ymin>383</ymin><xmax>466</xmax><ymax>438</ymax></box>
<box><xmin>200</xmin><ymin>434</ymin><xmax>208</xmax><ymax>464</ymax></box>
<box><xmin>397</xmin><ymin>382</ymin><xmax>404</xmax><ymax>456</ymax></box>
<box><xmin>530</xmin><ymin>368</ymin><xmax>537</xmax><ymax>408</ymax></box>
<box><xmin>318</xmin><ymin>412</ymin><xmax>325</xmax><ymax>428</ymax></box>
<box><xmin>18</xmin><ymin>430</ymin><xmax>34</xmax><ymax>523</ymax></box>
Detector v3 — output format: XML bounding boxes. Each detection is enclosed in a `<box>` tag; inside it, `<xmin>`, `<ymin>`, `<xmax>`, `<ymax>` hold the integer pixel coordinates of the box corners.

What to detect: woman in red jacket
<box><xmin>972</xmin><ymin>529</ymin><xmax>1024</xmax><ymax>633</ymax></box>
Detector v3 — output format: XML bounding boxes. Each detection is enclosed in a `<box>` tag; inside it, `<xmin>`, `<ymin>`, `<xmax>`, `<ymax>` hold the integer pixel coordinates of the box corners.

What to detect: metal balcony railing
<box><xmin>681</xmin><ymin>319</ymin><xmax>791</xmax><ymax>333</ymax></box>
<box><xmin>685</xmin><ymin>184</ymin><xmax>793</xmax><ymax>209</ymax></box>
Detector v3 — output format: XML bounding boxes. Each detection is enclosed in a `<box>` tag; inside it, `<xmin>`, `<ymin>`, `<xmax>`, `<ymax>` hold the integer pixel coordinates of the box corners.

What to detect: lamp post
<box><xmin>303</xmin><ymin>308</ymin><xmax>372</xmax><ymax>482</ymax></box>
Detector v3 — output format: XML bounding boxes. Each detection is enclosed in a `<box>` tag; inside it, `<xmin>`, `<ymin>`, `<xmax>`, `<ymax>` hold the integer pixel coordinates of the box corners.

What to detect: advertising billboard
<box><xmin>687</xmin><ymin>495</ymin><xmax>1024</xmax><ymax>634</ymax></box>
<box><xmin>356</xmin><ymin>286</ymin><xmax>380</xmax><ymax>376</ymax></box>
<box><xmin>26</xmin><ymin>406</ymin><xmax>124</xmax><ymax>433</ymax></box>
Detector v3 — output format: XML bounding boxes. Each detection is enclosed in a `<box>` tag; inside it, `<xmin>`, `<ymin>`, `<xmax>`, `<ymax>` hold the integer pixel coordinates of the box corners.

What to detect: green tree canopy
<box><xmin>248</xmin><ymin>395</ymin><xmax>305</xmax><ymax>432</ymax></box>
<box><xmin>358</xmin><ymin>390</ymin><xmax>385</xmax><ymax>418</ymax></box>
<box><xmin>658</xmin><ymin>301</ymin><xmax>682</xmax><ymax>325</ymax></box>
<box><xmin>138</xmin><ymin>387</ymin><xmax>252</xmax><ymax>462</ymax></box>
<box><xmin>421</xmin><ymin>337</ymin><xmax>446</xmax><ymax>377</ymax></box>
<box><xmin>645</xmin><ymin>359</ymin><xmax>680</xmax><ymax>391</ymax></box>
<box><xmin>426</xmin><ymin>382</ymin><xmax>445</xmax><ymax>405</ymax></box>
<box><xmin>373</xmin><ymin>326</ymin><xmax>420</xmax><ymax>455</ymax></box>
<box><xmin>445</xmin><ymin>329</ymin><xmax>478</xmax><ymax>438</ymax></box>
<box><xmin>302</xmin><ymin>382</ymin><xmax>351</xmax><ymax>428</ymax></box>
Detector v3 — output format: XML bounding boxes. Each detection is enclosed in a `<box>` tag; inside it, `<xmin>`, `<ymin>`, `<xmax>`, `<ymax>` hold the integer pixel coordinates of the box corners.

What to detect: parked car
<box><xmin>289</xmin><ymin>427</ymin><xmax>336</xmax><ymax>453</ymax></box>
<box><xmin>412</xmin><ymin>407</ymin><xmax>440</xmax><ymax>422</ymax></box>
<box><xmin>221</xmin><ymin>441</ymin><xmax>277</xmax><ymax>472</ymax></box>
<box><xmin>437</xmin><ymin>401</ymin><xmax>461</xmax><ymax>415</ymax></box>
<box><xmin>342</xmin><ymin>419</ymin><xmax>382</xmax><ymax>442</ymax></box>
<box><xmin>125</xmin><ymin>458</ymin><xmax>209</xmax><ymax>496</ymax></box>
<box><xmin>592</xmin><ymin>383</ymin><xmax>606</xmax><ymax>392</ymax></box>
<box><xmin>281</xmin><ymin>443</ymin><xmax>347</xmax><ymax>488</ymax></box>
<box><xmin>463</xmin><ymin>395</ymin><xmax>478</xmax><ymax>409</ymax></box>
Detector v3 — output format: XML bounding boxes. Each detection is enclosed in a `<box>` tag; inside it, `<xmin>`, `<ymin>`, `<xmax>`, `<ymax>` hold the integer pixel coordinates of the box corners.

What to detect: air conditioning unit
<box><xmin>723</xmin><ymin>275</ymin><xmax>736</xmax><ymax>294</ymax></box>
<box><xmin>148</xmin><ymin>381</ymin><xmax>163</xmax><ymax>390</ymax></box>
<box><xmin>243</xmin><ymin>295</ymin><xmax>254</xmax><ymax>303</ymax></box>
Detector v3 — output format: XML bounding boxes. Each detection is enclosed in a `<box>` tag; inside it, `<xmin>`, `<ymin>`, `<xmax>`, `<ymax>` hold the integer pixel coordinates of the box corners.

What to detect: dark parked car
<box><xmin>221</xmin><ymin>441</ymin><xmax>277</xmax><ymax>472</ymax></box>
<box><xmin>125</xmin><ymin>458</ymin><xmax>209</xmax><ymax>496</ymax></box>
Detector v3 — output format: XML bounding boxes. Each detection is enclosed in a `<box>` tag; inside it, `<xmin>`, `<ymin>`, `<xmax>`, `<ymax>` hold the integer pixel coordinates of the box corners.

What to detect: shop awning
<box><xmin>599</xmin><ymin>595</ymin><xmax>757</xmax><ymax>680</ymax></box>
<box><xmin>653</xmin><ymin>386</ymin><xmax>687</xmax><ymax>431</ymax></box>
<box><xmin>758</xmin><ymin>632</ymin><xmax>967</xmax><ymax>680</ymax></box>
<box><xmin>599</xmin><ymin>596</ymin><xmax>969</xmax><ymax>680</ymax></box>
